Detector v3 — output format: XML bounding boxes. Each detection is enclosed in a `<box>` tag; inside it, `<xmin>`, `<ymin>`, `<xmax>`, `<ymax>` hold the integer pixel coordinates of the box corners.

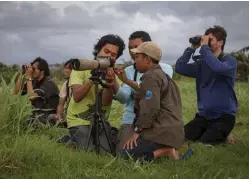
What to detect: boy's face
<box><xmin>97</xmin><ymin>44</ymin><xmax>119</xmax><ymax>63</ymax></box>
<box><xmin>128</xmin><ymin>38</ymin><xmax>143</xmax><ymax>60</ymax></box>
<box><xmin>63</xmin><ymin>64</ymin><xmax>72</xmax><ymax>78</ymax></box>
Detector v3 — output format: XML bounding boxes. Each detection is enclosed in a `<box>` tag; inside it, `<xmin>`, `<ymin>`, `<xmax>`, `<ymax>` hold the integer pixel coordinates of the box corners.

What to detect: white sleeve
<box><xmin>59</xmin><ymin>81</ymin><xmax>67</xmax><ymax>99</ymax></box>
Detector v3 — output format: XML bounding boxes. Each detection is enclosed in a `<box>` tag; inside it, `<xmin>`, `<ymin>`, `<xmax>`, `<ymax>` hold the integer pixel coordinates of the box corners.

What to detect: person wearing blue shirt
<box><xmin>111</xmin><ymin>31</ymin><xmax>173</xmax><ymax>153</ymax></box>
<box><xmin>175</xmin><ymin>25</ymin><xmax>238</xmax><ymax>145</ymax></box>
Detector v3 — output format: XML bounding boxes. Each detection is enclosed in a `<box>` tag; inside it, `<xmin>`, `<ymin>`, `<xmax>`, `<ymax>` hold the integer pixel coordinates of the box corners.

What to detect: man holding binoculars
<box><xmin>175</xmin><ymin>25</ymin><xmax>238</xmax><ymax>145</ymax></box>
<box><xmin>14</xmin><ymin>57</ymin><xmax>60</xmax><ymax>126</ymax></box>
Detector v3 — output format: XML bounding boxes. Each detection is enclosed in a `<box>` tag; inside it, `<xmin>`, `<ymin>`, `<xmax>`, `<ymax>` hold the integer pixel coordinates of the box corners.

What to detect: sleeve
<box><xmin>175</xmin><ymin>47</ymin><xmax>198</xmax><ymax>78</ymax></box>
<box><xmin>200</xmin><ymin>45</ymin><xmax>237</xmax><ymax>77</ymax></box>
<box><xmin>135</xmin><ymin>75</ymin><xmax>162</xmax><ymax>129</ymax></box>
<box><xmin>113</xmin><ymin>83</ymin><xmax>132</xmax><ymax>104</ymax></box>
<box><xmin>59</xmin><ymin>81</ymin><xmax>67</xmax><ymax>99</ymax></box>
<box><xmin>69</xmin><ymin>70</ymin><xmax>86</xmax><ymax>87</ymax></box>
<box><xmin>160</xmin><ymin>63</ymin><xmax>173</xmax><ymax>78</ymax></box>
<box><xmin>113</xmin><ymin>67</ymin><xmax>132</xmax><ymax>104</ymax></box>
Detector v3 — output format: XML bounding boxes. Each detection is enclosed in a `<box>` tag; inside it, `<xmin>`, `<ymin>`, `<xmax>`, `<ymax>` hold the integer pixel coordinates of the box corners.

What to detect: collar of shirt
<box><xmin>141</xmin><ymin>64</ymin><xmax>161</xmax><ymax>81</ymax></box>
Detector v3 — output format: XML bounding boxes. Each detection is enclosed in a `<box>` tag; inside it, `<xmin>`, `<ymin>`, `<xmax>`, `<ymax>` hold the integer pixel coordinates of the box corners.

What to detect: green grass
<box><xmin>1</xmin><ymin>77</ymin><xmax>249</xmax><ymax>179</ymax></box>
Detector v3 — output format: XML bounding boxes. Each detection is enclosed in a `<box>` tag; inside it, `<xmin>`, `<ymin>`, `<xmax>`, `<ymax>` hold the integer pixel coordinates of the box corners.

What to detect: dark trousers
<box><xmin>23</xmin><ymin>111</ymin><xmax>56</xmax><ymax>130</ymax></box>
<box><xmin>184</xmin><ymin>113</ymin><xmax>235</xmax><ymax>145</ymax></box>
<box><xmin>69</xmin><ymin>123</ymin><xmax>117</xmax><ymax>155</ymax></box>
<box><xmin>119</xmin><ymin>136</ymin><xmax>164</xmax><ymax>162</ymax></box>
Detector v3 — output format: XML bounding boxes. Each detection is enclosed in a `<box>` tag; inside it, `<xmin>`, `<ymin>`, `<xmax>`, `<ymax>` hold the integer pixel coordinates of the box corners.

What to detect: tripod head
<box><xmin>89</xmin><ymin>68</ymin><xmax>110</xmax><ymax>89</ymax></box>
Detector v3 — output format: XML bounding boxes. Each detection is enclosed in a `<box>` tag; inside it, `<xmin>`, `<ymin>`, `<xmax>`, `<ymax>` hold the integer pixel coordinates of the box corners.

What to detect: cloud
<box><xmin>0</xmin><ymin>1</ymin><xmax>248</xmax><ymax>65</ymax></box>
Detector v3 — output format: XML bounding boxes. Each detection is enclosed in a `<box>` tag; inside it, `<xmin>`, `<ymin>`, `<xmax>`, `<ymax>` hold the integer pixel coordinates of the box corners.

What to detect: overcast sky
<box><xmin>0</xmin><ymin>1</ymin><xmax>249</xmax><ymax>65</ymax></box>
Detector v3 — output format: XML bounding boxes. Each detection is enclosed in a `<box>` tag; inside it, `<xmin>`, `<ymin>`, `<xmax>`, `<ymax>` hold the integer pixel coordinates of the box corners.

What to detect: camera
<box><xmin>22</xmin><ymin>64</ymin><xmax>29</xmax><ymax>74</ymax></box>
<box><xmin>189</xmin><ymin>36</ymin><xmax>212</xmax><ymax>47</ymax></box>
<box><xmin>22</xmin><ymin>64</ymin><xmax>28</xmax><ymax>70</ymax></box>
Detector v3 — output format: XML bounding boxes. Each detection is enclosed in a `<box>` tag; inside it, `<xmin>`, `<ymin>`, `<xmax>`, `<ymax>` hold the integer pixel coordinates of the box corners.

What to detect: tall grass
<box><xmin>0</xmin><ymin>75</ymin><xmax>249</xmax><ymax>179</ymax></box>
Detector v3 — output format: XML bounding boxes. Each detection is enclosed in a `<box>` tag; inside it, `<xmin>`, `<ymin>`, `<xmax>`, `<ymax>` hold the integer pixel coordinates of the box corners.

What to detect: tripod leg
<box><xmin>86</xmin><ymin>119</ymin><xmax>94</xmax><ymax>151</ymax></box>
<box><xmin>96</xmin><ymin>114</ymin><xmax>100</xmax><ymax>154</ymax></box>
<box><xmin>101</xmin><ymin>118</ymin><xmax>115</xmax><ymax>156</ymax></box>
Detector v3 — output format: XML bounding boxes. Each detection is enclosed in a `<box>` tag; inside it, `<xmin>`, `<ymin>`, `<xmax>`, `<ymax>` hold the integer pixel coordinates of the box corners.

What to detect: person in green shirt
<box><xmin>66</xmin><ymin>34</ymin><xmax>125</xmax><ymax>153</ymax></box>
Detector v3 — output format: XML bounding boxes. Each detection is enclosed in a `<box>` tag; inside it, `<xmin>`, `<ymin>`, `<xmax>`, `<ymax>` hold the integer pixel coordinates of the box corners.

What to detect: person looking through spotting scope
<box><xmin>65</xmin><ymin>34</ymin><xmax>125</xmax><ymax>153</ymax></box>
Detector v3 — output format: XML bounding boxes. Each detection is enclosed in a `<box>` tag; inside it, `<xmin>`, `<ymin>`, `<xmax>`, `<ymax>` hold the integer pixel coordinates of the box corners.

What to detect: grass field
<box><xmin>0</xmin><ymin>77</ymin><xmax>249</xmax><ymax>179</ymax></box>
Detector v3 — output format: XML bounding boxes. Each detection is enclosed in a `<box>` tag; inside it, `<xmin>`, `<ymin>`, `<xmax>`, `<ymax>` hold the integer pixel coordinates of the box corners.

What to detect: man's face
<box><xmin>97</xmin><ymin>44</ymin><xmax>119</xmax><ymax>63</ymax></box>
<box><xmin>31</xmin><ymin>62</ymin><xmax>41</xmax><ymax>79</ymax></box>
<box><xmin>63</xmin><ymin>64</ymin><xmax>72</xmax><ymax>78</ymax></box>
<box><xmin>128</xmin><ymin>38</ymin><xmax>143</xmax><ymax>60</ymax></box>
<box><xmin>134</xmin><ymin>53</ymin><xmax>149</xmax><ymax>73</ymax></box>
<box><xmin>207</xmin><ymin>33</ymin><xmax>223</xmax><ymax>53</ymax></box>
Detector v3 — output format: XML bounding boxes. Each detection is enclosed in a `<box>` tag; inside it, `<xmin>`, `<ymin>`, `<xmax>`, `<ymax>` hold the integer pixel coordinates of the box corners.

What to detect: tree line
<box><xmin>1</xmin><ymin>48</ymin><xmax>249</xmax><ymax>84</ymax></box>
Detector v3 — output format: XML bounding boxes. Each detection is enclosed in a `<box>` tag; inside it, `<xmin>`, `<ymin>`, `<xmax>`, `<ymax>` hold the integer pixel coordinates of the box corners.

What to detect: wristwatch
<box><xmin>133</xmin><ymin>126</ymin><xmax>142</xmax><ymax>134</ymax></box>
<box><xmin>26</xmin><ymin>77</ymin><xmax>32</xmax><ymax>81</ymax></box>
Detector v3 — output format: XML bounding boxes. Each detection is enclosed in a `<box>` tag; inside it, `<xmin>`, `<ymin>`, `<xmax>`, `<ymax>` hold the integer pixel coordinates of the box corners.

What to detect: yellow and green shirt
<box><xmin>66</xmin><ymin>70</ymin><xmax>111</xmax><ymax>128</ymax></box>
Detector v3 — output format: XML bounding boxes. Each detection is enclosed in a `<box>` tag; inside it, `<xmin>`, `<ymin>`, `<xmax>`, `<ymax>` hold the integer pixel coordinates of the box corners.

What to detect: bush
<box><xmin>0</xmin><ymin>75</ymin><xmax>32</xmax><ymax>136</ymax></box>
<box><xmin>230</xmin><ymin>52</ymin><xmax>249</xmax><ymax>82</ymax></box>
<box><xmin>0</xmin><ymin>62</ymin><xmax>20</xmax><ymax>85</ymax></box>
<box><xmin>50</xmin><ymin>63</ymin><xmax>65</xmax><ymax>81</ymax></box>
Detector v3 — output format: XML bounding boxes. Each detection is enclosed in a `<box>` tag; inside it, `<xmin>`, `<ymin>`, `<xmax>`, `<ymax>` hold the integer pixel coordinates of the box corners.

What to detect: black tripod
<box><xmin>85</xmin><ymin>71</ymin><xmax>115</xmax><ymax>156</ymax></box>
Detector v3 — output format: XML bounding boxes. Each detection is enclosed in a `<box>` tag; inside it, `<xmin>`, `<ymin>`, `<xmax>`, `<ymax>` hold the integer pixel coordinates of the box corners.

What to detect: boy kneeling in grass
<box><xmin>119</xmin><ymin>42</ymin><xmax>185</xmax><ymax>162</ymax></box>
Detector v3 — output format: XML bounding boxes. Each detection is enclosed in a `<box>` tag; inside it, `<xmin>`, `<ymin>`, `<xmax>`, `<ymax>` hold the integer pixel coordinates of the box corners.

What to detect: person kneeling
<box><xmin>119</xmin><ymin>42</ymin><xmax>185</xmax><ymax>162</ymax></box>
<box><xmin>47</xmin><ymin>59</ymin><xmax>73</xmax><ymax>127</ymax></box>
<box><xmin>14</xmin><ymin>57</ymin><xmax>60</xmax><ymax>127</ymax></box>
<box><xmin>64</xmin><ymin>34</ymin><xmax>125</xmax><ymax>154</ymax></box>
<box><xmin>175</xmin><ymin>25</ymin><xmax>237</xmax><ymax>145</ymax></box>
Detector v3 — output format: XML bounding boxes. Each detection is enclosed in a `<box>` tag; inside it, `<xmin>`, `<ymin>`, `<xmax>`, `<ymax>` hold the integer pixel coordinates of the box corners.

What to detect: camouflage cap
<box><xmin>131</xmin><ymin>41</ymin><xmax>162</xmax><ymax>61</ymax></box>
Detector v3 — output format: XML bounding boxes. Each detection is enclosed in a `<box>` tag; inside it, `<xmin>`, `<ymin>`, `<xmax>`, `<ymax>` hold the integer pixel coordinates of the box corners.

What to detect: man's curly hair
<box><xmin>31</xmin><ymin>57</ymin><xmax>50</xmax><ymax>76</ymax></box>
<box><xmin>92</xmin><ymin>34</ymin><xmax>125</xmax><ymax>59</ymax></box>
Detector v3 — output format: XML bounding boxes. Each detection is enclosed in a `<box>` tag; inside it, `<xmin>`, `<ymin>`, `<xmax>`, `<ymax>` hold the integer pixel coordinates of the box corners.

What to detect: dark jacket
<box><xmin>21</xmin><ymin>76</ymin><xmax>60</xmax><ymax>116</ymax></box>
<box><xmin>134</xmin><ymin>64</ymin><xmax>185</xmax><ymax>149</ymax></box>
<box><xmin>175</xmin><ymin>45</ymin><xmax>238</xmax><ymax>119</ymax></box>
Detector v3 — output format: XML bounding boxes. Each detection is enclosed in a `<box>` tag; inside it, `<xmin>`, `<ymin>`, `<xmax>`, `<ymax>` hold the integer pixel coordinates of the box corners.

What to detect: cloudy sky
<box><xmin>0</xmin><ymin>1</ymin><xmax>249</xmax><ymax>65</ymax></box>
